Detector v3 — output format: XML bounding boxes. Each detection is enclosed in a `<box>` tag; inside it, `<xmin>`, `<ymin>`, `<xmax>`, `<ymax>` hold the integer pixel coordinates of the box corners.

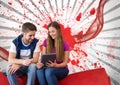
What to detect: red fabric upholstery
<box><xmin>0</xmin><ymin>72</ymin><xmax>27</xmax><ymax>85</ymax></box>
<box><xmin>0</xmin><ymin>72</ymin><xmax>39</xmax><ymax>85</ymax></box>
<box><xmin>59</xmin><ymin>68</ymin><xmax>111</xmax><ymax>85</ymax></box>
<box><xmin>0</xmin><ymin>47</ymin><xmax>9</xmax><ymax>61</ymax></box>
<box><xmin>0</xmin><ymin>47</ymin><xmax>110</xmax><ymax>85</ymax></box>
<box><xmin>0</xmin><ymin>68</ymin><xmax>110</xmax><ymax>85</ymax></box>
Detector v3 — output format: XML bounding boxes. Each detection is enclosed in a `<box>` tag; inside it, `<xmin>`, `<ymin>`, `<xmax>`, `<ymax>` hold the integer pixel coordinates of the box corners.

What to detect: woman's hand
<box><xmin>46</xmin><ymin>60</ymin><xmax>57</xmax><ymax>67</ymax></box>
<box><xmin>36</xmin><ymin>62</ymin><xmax>44</xmax><ymax>69</ymax></box>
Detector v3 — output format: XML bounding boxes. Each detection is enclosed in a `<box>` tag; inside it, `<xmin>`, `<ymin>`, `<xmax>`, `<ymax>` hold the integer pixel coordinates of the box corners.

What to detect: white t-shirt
<box><xmin>9</xmin><ymin>39</ymin><xmax>40</xmax><ymax>59</ymax></box>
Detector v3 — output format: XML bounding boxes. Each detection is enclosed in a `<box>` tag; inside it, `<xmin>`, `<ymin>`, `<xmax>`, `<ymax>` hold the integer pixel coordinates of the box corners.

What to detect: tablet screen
<box><xmin>41</xmin><ymin>53</ymin><xmax>56</xmax><ymax>65</ymax></box>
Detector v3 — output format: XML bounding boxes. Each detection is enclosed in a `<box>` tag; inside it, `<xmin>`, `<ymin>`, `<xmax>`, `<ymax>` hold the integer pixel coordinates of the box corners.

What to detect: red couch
<box><xmin>0</xmin><ymin>47</ymin><xmax>111</xmax><ymax>85</ymax></box>
<box><xmin>0</xmin><ymin>68</ymin><xmax>111</xmax><ymax>85</ymax></box>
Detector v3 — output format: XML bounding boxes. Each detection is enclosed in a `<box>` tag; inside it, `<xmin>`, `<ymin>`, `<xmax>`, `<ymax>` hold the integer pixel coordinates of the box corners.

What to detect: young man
<box><xmin>6</xmin><ymin>22</ymin><xmax>40</xmax><ymax>85</ymax></box>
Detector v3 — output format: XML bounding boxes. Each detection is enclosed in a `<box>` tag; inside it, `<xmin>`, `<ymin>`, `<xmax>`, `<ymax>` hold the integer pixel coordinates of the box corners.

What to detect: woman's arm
<box><xmin>46</xmin><ymin>51</ymin><xmax>69</xmax><ymax>68</ymax></box>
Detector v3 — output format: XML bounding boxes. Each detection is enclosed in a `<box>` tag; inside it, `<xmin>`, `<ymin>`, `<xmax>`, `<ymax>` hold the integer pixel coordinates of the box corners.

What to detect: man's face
<box><xmin>22</xmin><ymin>31</ymin><xmax>36</xmax><ymax>44</ymax></box>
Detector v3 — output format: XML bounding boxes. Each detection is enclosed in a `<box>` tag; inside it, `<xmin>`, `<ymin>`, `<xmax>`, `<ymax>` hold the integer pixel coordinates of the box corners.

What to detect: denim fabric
<box><xmin>37</xmin><ymin>67</ymin><xmax>69</xmax><ymax>85</ymax></box>
<box><xmin>6</xmin><ymin>64</ymin><xmax>36</xmax><ymax>85</ymax></box>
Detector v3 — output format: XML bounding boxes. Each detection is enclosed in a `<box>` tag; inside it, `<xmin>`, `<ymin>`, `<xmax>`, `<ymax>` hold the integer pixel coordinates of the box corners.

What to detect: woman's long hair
<box><xmin>46</xmin><ymin>21</ymin><xmax>64</xmax><ymax>61</ymax></box>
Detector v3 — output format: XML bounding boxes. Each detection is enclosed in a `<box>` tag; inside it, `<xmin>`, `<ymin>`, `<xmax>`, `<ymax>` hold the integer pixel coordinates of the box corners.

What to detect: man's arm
<box><xmin>31</xmin><ymin>40</ymin><xmax>40</xmax><ymax>63</ymax></box>
<box><xmin>8</xmin><ymin>52</ymin><xmax>23</xmax><ymax>65</ymax></box>
<box><xmin>8</xmin><ymin>42</ymin><xmax>24</xmax><ymax>65</ymax></box>
<box><xmin>9</xmin><ymin>52</ymin><xmax>36</xmax><ymax>66</ymax></box>
<box><xmin>32</xmin><ymin>52</ymin><xmax>40</xmax><ymax>63</ymax></box>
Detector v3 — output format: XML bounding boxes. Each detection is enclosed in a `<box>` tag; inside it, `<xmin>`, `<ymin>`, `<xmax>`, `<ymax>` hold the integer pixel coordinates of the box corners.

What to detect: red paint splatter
<box><xmin>96</xmin><ymin>52</ymin><xmax>99</xmax><ymax>55</ymax></box>
<box><xmin>76</xmin><ymin>12</ymin><xmax>82</xmax><ymax>21</ymax></box>
<box><xmin>71</xmin><ymin>59</ymin><xmax>79</xmax><ymax>66</ymax></box>
<box><xmin>43</xmin><ymin>24</ymin><xmax>48</xmax><ymax>29</ymax></box>
<box><xmin>19</xmin><ymin>25</ymin><xmax>21</xmax><ymax>29</ymax></box>
<box><xmin>71</xmin><ymin>60</ymin><xmax>76</xmax><ymax>65</ymax></box>
<box><xmin>90</xmin><ymin>8</ymin><xmax>95</xmax><ymax>15</ymax></box>
<box><xmin>79</xmin><ymin>66</ymin><xmax>86</xmax><ymax>71</ymax></box>
<box><xmin>93</xmin><ymin>61</ymin><xmax>102</xmax><ymax>68</ymax></box>
<box><xmin>8</xmin><ymin>1</ymin><xmax>12</xmax><ymax>5</ymax></box>
<box><xmin>60</xmin><ymin>24</ymin><xmax>76</xmax><ymax>49</ymax></box>
<box><xmin>68</xmin><ymin>58</ymin><xmax>71</xmax><ymax>63</ymax></box>
<box><xmin>42</xmin><ymin>23</ymin><xmax>75</xmax><ymax>49</ymax></box>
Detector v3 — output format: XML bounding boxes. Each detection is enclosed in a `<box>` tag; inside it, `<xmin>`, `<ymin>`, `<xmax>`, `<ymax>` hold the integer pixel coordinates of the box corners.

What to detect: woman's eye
<box><xmin>49</xmin><ymin>31</ymin><xmax>54</xmax><ymax>34</ymax></box>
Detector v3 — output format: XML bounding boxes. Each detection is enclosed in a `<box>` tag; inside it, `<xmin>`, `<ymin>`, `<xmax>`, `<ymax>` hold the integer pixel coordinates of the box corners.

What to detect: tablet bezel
<box><xmin>41</xmin><ymin>53</ymin><xmax>56</xmax><ymax>65</ymax></box>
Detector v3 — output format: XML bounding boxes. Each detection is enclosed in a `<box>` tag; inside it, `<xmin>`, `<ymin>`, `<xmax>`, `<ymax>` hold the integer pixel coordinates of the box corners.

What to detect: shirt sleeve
<box><xmin>9</xmin><ymin>42</ymin><xmax>16</xmax><ymax>53</ymax></box>
<box><xmin>64</xmin><ymin>40</ymin><xmax>70</xmax><ymax>51</ymax></box>
<box><xmin>42</xmin><ymin>39</ymin><xmax>47</xmax><ymax>47</ymax></box>
<box><xmin>34</xmin><ymin>40</ymin><xmax>40</xmax><ymax>52</ymax></box>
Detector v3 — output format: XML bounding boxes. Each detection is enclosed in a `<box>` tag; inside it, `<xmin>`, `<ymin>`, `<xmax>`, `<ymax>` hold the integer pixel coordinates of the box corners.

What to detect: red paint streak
<box><xmin>79</xmin><ymin>66</ymin><xmax>86</xmax><ymax>71</ymax></box>
<box><xmin>81</xmin><ymin>50</ymin><xmax>87</xmax><ymax>56</ymax></box>
<box><xmin>48</xmin><ymin>16</ymin><xmax>52</xmax><ymax>22</ymax></box>
<box><xmin>76</xmin><ymin>13</ymin><xmax>82</xmax><ymax>21</ymax></box>
<box><xmin>74</xmin><ymin>0</ymin><xmax>107</xmax><ymax>43</ymax></box>
<box><xmin>90</xmin><ymin>8</ymin><xmax>95</xmax><ymax>15</ymax></box>
<box><xmin>73</xmin><ymin>47</ymin><xmax>88</xmax><ymax>58</ymax></box>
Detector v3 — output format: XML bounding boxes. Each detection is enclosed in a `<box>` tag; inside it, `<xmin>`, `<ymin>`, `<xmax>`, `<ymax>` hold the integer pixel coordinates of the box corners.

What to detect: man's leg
<box><xmin>27</xmin><ymin>63</ymin><xmax>36</xmax><ymax>85</ymax></box>
<box><xmin>6</xmin><ymin>65</ymin><xmax>18</xmax><ymax>85</ymax></box>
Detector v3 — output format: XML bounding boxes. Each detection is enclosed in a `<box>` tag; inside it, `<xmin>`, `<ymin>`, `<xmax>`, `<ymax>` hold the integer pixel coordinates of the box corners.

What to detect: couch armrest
<box><xmin>0</xmin><ymin>47</ymin><xmax>8</xmax><ymax>61</ymax></box>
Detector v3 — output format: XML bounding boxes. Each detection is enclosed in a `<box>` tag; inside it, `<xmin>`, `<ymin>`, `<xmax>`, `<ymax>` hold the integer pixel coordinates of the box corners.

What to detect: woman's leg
<box><xmin>36</xmin><ymin>67</ymin><xmax>48</xmax><ymax>85</ymax></box>
<box><xmin>27</xmin><ymin>63</ymin><xmax>36</xmax><ymax>85</ymax></box>
<box><xmin>45</xmin><ymin>67</ymin><xmax>69</xmax><ymax>85</ymax></box>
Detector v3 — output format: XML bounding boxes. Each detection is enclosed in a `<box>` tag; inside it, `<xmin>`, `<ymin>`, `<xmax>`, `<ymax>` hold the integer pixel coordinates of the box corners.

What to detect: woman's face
<box><xmin>48</xmin><ymin>27</ymin><xmax>58</xmax><ymax>39</ymax></box>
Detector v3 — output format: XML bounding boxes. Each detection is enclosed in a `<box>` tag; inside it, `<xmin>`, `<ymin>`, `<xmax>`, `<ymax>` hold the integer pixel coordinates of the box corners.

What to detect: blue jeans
<box><xmin>36</xmin><ymin>67</ymin><xmax>69</xmax><ymax>85</ymax></box>
<box><xmin>6</xmin><ymin>64</ymin><xmax>36</xmax><ymax>85</ymax></box>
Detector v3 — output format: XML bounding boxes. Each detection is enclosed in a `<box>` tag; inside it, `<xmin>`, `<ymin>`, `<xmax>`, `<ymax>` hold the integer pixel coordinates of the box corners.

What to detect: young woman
<box><xmin>36</xmin><ymin>21</ymin><xmax>70</xmax><ymax>85</ymax></box>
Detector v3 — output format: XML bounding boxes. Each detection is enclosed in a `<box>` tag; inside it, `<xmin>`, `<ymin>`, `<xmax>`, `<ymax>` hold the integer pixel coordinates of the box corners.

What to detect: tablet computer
<box><xmin>41</xmin><ymin>53</ymin><xmax>56</xmax><ymax>65</ymax></box>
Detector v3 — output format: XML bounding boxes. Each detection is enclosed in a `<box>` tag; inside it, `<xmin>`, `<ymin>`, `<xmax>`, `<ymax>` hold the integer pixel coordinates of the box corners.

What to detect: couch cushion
<box><xmin>0</xmin><ymin>72</ymin><xmax>27</xmax><ymax>85</ymax></box>
<box><xmin>59</xmin><ymin>68</ymin><xmax>110</xmax><ymax>85</ymax></box>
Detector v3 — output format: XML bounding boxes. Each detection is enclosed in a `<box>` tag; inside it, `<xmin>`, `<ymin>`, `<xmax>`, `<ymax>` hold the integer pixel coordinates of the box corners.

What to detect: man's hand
<box><xmin>22</xmin><ymin>59</ymin><xmax>33</xmax><ymax>66</ymax></box>
<box><xmin>8</xmin><ymin>64</ymin><xmax>21</xmax><ymax>74</ymax></box>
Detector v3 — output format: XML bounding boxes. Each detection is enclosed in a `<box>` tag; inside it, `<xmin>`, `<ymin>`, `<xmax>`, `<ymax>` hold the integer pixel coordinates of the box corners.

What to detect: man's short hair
<box><xmin>22</xmin><ymin>22</ymin><xmax>37</xmax><ymax>32</ymax></box>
